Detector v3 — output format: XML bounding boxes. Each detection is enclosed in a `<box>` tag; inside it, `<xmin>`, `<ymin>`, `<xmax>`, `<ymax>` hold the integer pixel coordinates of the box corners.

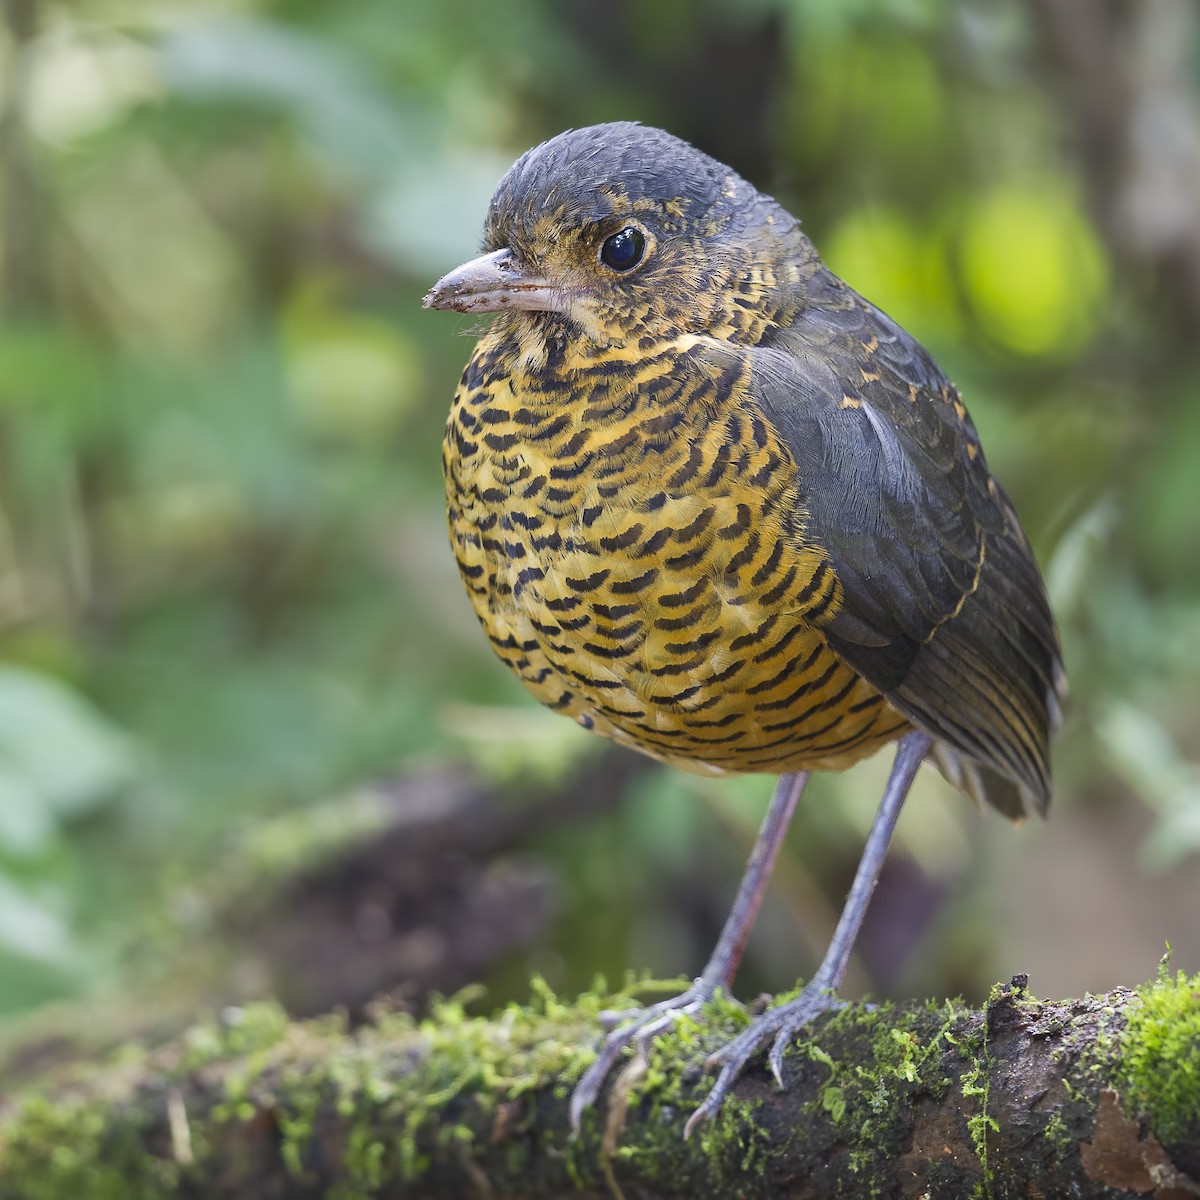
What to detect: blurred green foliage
<box><xmin>0</xmin><ymin>0</ymin><xmax>1197</xmax><ymax>1026</ymax></box>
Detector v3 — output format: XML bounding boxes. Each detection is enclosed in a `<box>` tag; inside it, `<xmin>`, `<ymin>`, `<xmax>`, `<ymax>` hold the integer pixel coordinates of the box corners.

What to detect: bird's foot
<box><xmin>569</xmin><ymin>980</ymin><xmax>731</xmax><ymax>1133</ymax></box>
<box><xmin>682</xmin><ymin>983</ymin><xmax>844</xmax><ymax>1138</ymax></box>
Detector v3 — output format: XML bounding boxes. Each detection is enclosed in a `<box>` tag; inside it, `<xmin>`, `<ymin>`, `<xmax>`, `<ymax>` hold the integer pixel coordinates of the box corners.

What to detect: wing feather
<box><xmin>741</xmin><ymin>269</ymin><xmax>1065</xmax><ymax>816</ymax></box>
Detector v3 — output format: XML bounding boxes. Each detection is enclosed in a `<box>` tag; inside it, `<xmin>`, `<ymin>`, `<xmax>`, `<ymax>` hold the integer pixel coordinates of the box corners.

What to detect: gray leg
<box><xmin>569</xmin><ymin>770</ymin><xmax>810</xmax><ymax>1133</ymax></box>
<box><xmin>683</xmin><ymin>730</ymin><xmax>932</xmax><ymax>1138</ymax></box>
<box><xmin>698</xmin><ymin>768</ymin><xmax>812</xmax><ymax>993</ymax></box>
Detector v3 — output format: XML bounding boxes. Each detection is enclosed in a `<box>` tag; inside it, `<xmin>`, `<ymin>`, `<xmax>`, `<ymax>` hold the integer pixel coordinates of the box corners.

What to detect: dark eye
<box><xmin>600</xmin><ymin>226</ymin><xmax>646</xmax><ymax>271</ymax></box>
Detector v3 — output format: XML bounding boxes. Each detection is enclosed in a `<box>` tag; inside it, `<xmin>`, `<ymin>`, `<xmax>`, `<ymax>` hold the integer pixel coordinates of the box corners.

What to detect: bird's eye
<box><xmin>600</xmin><ymin>226</ymin><xmax>646</xmax><ymax>272</ymax></box>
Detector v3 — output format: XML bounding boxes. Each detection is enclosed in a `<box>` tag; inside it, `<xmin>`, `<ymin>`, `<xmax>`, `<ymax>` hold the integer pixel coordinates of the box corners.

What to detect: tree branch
<box><xmin>1</xmin><ymin>973</ymin><xmax>1197</xmax><ymax>1198</ymax></box>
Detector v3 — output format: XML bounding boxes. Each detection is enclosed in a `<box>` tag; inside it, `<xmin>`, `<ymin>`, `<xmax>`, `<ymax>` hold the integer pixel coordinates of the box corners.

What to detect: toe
<box><xmin>768</xmin><ymin>1029</ymin><xmax>790</xmax><ymax>1088</ymax></box>
<box><xmin>598</xmin><ymin>1006</ymin><xmax>642</xmax><ymax>1031</ymax></box>
<box><xmin>687</xmin><ymin>985</ymin><xmax>845</xmax><ymax>1128</ymax></box>
<box><xmin>569</xmin><ymin>984</ymin><xmax>713</xmax><ymax>1131</ymax></box>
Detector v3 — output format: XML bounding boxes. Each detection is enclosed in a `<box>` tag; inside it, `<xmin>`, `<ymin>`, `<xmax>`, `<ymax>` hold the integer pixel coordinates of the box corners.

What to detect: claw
<box><xmin>683</xmin><ymin>1059</ymin><xmax>740</xmax><ymax>1138</ymax></box>
<box><xmin>768</xmin><ymin>1030</ymin><xmax>789</xmax><ymax>1088</ymax></box>
<box><xmin>633</xmin><ymin>1012</ymin><xmax>673</xmax><ymax>1060</ymax></box>
<box><xmin>684</xmin><ymin>984</ymin><xmax>846</xmax><ymax>1134</ymax></box>
<box><xmin>570</xmin><ymin>983</ymin><xmax>711</xmax><ymax>1135</ymax></box>
<box><xmin>683</xmin><ymin>1093</ymin><xmax>718</xmax><ymax>1139</ymax></box>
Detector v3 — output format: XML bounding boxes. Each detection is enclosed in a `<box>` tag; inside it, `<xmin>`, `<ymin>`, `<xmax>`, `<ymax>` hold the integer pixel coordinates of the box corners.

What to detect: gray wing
<box><xmin>746</xmin><ymin>269</ymin><xmax>1065</xmax><ymax>816</ymax></box>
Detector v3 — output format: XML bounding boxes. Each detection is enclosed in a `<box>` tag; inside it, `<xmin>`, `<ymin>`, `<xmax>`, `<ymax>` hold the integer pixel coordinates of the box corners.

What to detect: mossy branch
<box><xmin>0</xmin><ymin>973</ymin><xmax>1198</xmax><ymax>1199</ymax></box>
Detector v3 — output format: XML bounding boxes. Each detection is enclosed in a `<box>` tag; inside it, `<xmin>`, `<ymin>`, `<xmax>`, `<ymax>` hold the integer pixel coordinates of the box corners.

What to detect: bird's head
<box><xmin>424</xmin><ymin>122</ymin><xmax>812</xmax><ymax>347</ymax></box>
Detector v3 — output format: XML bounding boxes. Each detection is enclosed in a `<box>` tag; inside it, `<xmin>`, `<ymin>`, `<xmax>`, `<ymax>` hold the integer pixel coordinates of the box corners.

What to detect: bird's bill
<box><xmin>423</xmin><ymin>248</ymin><xmax>564</xmax><ymax>314</ymax></box>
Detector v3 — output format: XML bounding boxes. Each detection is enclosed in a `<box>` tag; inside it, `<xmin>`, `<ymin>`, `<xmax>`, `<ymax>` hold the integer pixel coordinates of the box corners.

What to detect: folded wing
<box><xmin>745</xmin><ymin>269</ymin><xmax>1065</xmax><ymax>816</ymax></box>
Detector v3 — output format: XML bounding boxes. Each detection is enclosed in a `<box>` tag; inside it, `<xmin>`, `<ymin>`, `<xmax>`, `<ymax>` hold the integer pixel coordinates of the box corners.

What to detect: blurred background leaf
<box><xmin>0</xmin><ymin>0</ymin><xmax>1197</xmax><ymax>1066</ymax></box>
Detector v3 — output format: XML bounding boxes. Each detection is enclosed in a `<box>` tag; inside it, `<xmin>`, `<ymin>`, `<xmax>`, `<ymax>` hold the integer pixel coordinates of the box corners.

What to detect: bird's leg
<box><xmin>683</xmin><ymin>730</ymin><xmax>933</xmax><ymax>1138</ymax></box>
<box><xmin>568</xmin><ymin>769</ymin><xmax>810</xmax><ymax>1134</ymax></box>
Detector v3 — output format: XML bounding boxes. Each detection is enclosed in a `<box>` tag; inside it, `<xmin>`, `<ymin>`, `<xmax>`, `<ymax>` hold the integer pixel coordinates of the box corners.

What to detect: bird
<box><xmin>424</xmin><ymin>121</ymin><xmax>1065</xmax><ymax>1137</ymax></box>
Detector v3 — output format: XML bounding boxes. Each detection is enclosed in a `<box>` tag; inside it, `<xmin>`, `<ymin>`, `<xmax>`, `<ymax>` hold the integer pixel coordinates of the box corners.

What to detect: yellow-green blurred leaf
<box><xmin>958</xmin><ymin>181</ymin><xmax>1109</xmax><ymax>357</ymax></box>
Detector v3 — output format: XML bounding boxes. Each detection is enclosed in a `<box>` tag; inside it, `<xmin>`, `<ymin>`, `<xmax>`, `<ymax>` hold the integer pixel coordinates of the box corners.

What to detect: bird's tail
<box><xmin>931</xmin><ymin>741</ymin><xmax>1047</xmax><ymax>822</ymax></box>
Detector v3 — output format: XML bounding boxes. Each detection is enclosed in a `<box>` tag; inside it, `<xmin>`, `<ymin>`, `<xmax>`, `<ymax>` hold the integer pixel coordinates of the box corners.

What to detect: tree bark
<box><xmin>0</xmin><ymin>974</ymin><xmax>1196</xmax><ymax>1199</ymax></box>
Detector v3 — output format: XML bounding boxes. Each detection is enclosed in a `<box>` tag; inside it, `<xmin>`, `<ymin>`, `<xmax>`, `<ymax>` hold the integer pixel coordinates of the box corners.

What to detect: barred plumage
<box><xmin>426</xmin><ymin>121</ymin><xmax>1065</xmax><ymax>1134</ymax></box>
<box><xmin>444</xmin><ymin>324</ymin><xmax>909</xmax><ymax>777</ymax></box>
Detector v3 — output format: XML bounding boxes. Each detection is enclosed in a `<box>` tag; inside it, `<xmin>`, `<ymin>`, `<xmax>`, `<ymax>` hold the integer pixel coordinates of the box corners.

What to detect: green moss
<box><xmin>750</xmin><ymin>996</ymin><xmax>976</xmax><ymax>1199</ymax></box>
<box><xmin>316</xmin><ymin>977</ymin><xmax>633</xmax><ymax>1191</ymax></box>
<box><xmin>562</xmin><ymin>987</ymin><xmax>965</xmax><ymax>1196</ymax></box>
<box><xmin>823</xmin><ymin>997</ymin><xmax>964</xmax><ymax>1158</ymax></box>
<box><xmin>590</xmin><ymin>990</ymin><xmax>772</xmax><ymax>1190</ymax></box>
<box><xmin>1042</xmin><ymin>1108</ymin><xmax>1072</xmax><ymax>1161</ymax></box>
<box><xmin>959</xmin><ymin>1018</ymin><xmax>995</xmax><ymax>1197</ymax></box>
<box><xmin>1115</xmin><ymin>969</ymin><xmax>1200</xmax><ymax>1145</ymax></box>
<box><xmin>176</xmin><ymin>998</ymin><xmax>293</xmax><ymax>1076</ymax></box>
<box><xmin>0</xmin><ymin>1093</ymin><xmax>178</xmax><ymax>1200</ymax></box>
<box><xmin>806</xmin><ymin>1042</ymin><xmax>846</xmax><ymax>1122</ymax></box>
<box><xmin>0</xmin><ymin>981</ymin><xmax>994</xmax><ymax>1198</ymax></box>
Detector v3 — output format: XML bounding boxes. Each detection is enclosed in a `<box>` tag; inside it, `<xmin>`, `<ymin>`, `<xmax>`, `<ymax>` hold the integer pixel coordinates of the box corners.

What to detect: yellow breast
<box><xmin>444</xmin><ymin>327</ymin><xmax>909</xmax><ymax>775</ymax></box>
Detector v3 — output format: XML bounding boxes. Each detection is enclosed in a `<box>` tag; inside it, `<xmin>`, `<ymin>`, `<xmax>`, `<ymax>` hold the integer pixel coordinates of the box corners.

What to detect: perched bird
<box><xmin>425</xmin><ymin>122</ymin><xmax>1064</xmax><ymax>1136</ymax></box>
